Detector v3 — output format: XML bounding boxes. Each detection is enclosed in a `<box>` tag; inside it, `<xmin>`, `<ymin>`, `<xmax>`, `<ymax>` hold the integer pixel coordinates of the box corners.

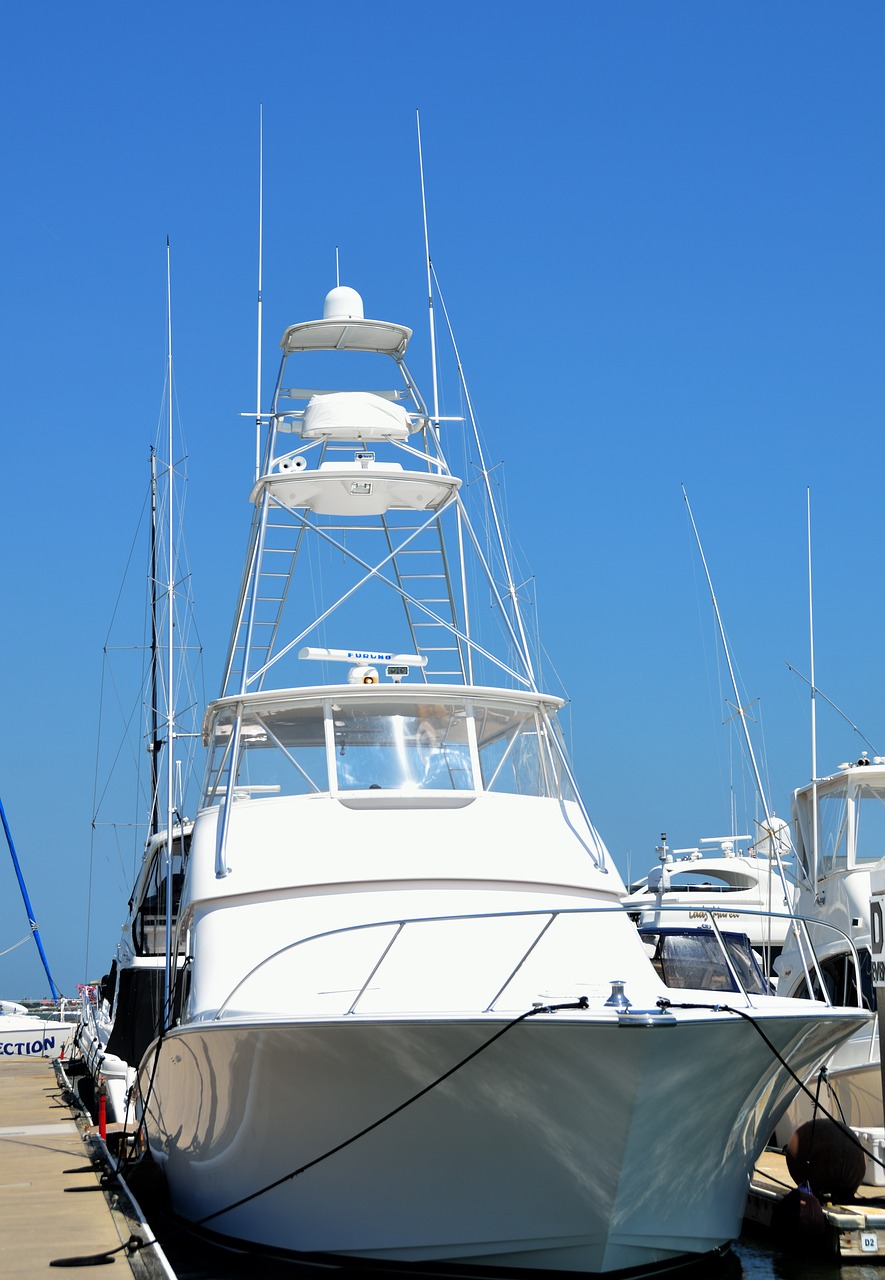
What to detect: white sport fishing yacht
<box><xmin>775</xmin><ymin>755</ymin><xmax>885</xmax><ymax>1135</ymax></box>
<box><xmin>96</xmin><ymin>277</ymin><xmax>869</xmax><ymax>1276</ymax></box>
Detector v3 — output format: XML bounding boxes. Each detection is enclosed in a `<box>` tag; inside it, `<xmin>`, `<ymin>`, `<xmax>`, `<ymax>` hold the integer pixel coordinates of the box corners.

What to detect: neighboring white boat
<box><xmin>88</xmin><ymin>274</ymin><xmax>871</xmax><ymax>1277</ymax></box>
<box><xmin>775</xmin><ymin>755</ymin><xmax>885</xmax><ymax>1135</ymax></box>
<box><xmin>624</xmin><ymin>825</ymin><xmax>796</xmax><ymax>978</ymax></box>
<box><xmin>0</xmin><ymin>1000</ymin><xmax>74</xmax><ymax>1060</ymax></box>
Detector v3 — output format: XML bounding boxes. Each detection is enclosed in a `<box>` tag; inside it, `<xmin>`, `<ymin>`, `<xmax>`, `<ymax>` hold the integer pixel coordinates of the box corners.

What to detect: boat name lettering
<box><xmin>872</xmin><ymin>960</ymin><xmax>885</xmax><ymax>987</ymax></box>
<box><xmin>688</xmin><ymin>910</ymin><xmax>739</xmax><ymax>920</ymax></box>
<box><xmin>1</xmin><ymin>1036</ymin><xmax>55</xmax><ymax>1056</ymax></box>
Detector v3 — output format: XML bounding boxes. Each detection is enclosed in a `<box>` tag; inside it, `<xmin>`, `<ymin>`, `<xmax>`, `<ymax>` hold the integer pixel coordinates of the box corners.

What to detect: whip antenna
<box><xmin>255</xmin><ymin>105</ymin><xmax>264</xmax><ymax>483</ymax></box>
<box><xmin>416</xmin><ymin>111</ymin><xmax>439</xmax><ymax>432</ymax></box>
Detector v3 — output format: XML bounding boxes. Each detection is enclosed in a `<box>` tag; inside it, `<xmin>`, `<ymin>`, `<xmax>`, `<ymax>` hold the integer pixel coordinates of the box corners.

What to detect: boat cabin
<box><xmin>794</xmin><ymin>757</ymin><xmax>885</xmax><ymax>884</ymax></box>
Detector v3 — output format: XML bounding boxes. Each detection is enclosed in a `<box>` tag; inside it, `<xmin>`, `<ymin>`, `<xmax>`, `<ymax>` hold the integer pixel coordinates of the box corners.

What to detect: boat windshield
<box><xmin>333</xmin><ymin>701</ymin><xmax>473</xmax><ymax>791</ymax></box>
<box><xmin>203</xmin><ymin>695</ymin><xmax>574</xmax><ymax>804</ymax></box>
<box><xmin>640</xmin><ymin>928</ymin><xmax>769</xmax><ymax>996</ymax></box>
<box><xmin>855</xmin><ymin>785</ymin><xmax>885</xmax><ymax>861</ymax></box>
<box><xmin>814</xmin><ymin>784</ymin><xmax>885</xmax><ymax>869</ymax></box>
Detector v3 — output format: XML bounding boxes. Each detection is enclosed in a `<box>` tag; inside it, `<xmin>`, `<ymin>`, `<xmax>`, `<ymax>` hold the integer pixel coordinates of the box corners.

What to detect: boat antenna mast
<box><xmin>416</xmin><ymin>116</ymin><xmax>537</xmax><ymax>687</ymax></box>
<box><xmin>254</xmin><ymin>104</ymin><xmax>264</xmax><ymax>485</ymax></box>
<box><xmin>807</xmin><ymin>489</ymin><xmax>820</xmax><ymax>892</ymax></box>
<box><xmin>416</xmin><ymin>111</ymin><xmax>440</xmax><ymax>435</ymax></box>
<box><xmin>682</xmin><ymin>486</ymin><xmax>792</xmax><ymax>894</ymax></box>
<box><xmin>416</xmin><ymin>111</ymin><xmax>478</xmax><ymax>681</ymax></box>
<box><xmin>432</xmin><ymin>266</ymin><xmax>538</xmax><ymax>688</ymax></box>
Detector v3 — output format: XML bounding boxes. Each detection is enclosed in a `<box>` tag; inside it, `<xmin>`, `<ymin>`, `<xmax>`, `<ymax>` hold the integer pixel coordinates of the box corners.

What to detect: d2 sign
<box><xmin>872</xmin><ymin>884</ymin><xmax>885</xmax><ymax>987</ymax></box>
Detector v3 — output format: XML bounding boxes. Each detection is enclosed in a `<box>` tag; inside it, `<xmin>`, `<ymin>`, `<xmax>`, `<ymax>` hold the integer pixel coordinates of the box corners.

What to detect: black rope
<box><xmin>821</xmin><ymin>1066</ymin><xmax>850</xmax><ymax>1127</ymax></box>
<box><xmin>50</xmin><ymin>1235</ymin><xmax>145</xmax><ymax>1268</ymax></box>
<box><xmin>197</xmin><ymin>997</ymin><xmax>589</xmax><ymax>1227</ymax></box>
<box><xmin>659</xmin><ymin>998</ymin><xmax>885</xmax><ymax>1172</ymax></box>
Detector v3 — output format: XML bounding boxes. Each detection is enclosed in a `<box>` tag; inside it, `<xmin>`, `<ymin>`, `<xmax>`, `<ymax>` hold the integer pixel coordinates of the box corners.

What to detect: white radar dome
<box><xmin>755</xmin><ymin>815</ymin><xmax>792</xmax><ymax>860</ymax></box>
<box><xmin>324</xmin><ymin>286</ymin><xmax>364</xmax><ymax>320</ymax></box>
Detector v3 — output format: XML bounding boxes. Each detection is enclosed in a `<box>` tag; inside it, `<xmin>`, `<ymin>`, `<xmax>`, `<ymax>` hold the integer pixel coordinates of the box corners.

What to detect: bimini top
<box><xmin>280</xmin><ymin>286</ymin><xmax>412</xmax><ymax>357</ymax></box>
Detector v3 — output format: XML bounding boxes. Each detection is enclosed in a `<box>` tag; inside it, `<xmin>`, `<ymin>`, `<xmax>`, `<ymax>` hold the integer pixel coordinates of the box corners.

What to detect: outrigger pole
<box><xmin>0</xmin><ymin>792</ymin><xmax>61</xmax><ymax>1000</ymax></box>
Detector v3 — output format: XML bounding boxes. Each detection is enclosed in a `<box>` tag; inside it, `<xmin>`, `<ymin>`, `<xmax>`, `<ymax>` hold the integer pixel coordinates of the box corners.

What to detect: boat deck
<box><xmin>748</xmin><ymin>1149</ymin><xmax>885</xmax><ymax>1260</ymax></box>
<box><xmin>0</xmin><ymin>1056</ymin><xmax>173</xmax><ymax>1278</ymax></box>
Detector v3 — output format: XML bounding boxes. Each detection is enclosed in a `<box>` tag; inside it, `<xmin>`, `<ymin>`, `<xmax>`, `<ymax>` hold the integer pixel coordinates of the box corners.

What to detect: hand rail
<box><xmin>209</xmin><ymin>903</ymin><xmax>863</xmax><ymax>1021</ymax></box>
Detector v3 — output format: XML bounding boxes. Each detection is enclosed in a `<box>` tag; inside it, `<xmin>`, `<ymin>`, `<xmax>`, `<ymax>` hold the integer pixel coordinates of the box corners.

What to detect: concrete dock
<box><xmin>0</xmin><ymin>1056</ymin><xmax>173</xmax><ymax>1278</ymax></box>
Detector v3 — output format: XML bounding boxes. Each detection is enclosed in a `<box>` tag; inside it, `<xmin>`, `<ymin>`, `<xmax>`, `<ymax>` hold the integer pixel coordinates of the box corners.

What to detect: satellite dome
<box><xmin>323</xmin><ymin>286</ymin><xmax>364</xmax><ymax>320</ymax></box>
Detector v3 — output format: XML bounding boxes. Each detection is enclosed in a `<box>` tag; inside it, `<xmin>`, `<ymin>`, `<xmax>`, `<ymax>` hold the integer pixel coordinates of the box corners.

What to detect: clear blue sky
<box><xmin>1</xmin><ymin>2</ymin><xmax>883</xmax><ymax>997</ymax></box>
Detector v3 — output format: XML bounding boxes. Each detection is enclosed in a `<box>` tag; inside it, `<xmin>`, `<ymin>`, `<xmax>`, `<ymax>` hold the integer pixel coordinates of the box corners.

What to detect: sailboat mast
<box><xmin>163</xmin><ymin>239</ymin><xmax>176</xmax><ymax>1024</ymax></box>
<box><xmin>0</xmin><ymin>793</ymin><xmax>60</xmax><ymax>1000</ymax></box>
<box><xmin>149</xmin><ymin>447</ymin><xmax>161</xmax><ymax>836</ymax></box>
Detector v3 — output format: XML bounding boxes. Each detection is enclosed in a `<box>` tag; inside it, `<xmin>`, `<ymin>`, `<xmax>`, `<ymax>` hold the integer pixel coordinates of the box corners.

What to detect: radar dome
<box><xmin>324</xmin><ymin>286</ymin><xmax>364</xmax><ymax>320</ymax></box>
<box><xmin>755</xmin><ymin>815</ymin><xmax>792</xmax><ymax>861</ymax></box>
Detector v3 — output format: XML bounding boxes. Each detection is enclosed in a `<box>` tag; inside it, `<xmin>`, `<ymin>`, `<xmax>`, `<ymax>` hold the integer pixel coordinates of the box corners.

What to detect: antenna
<box><xmin>683</xmin><ymin>486</ymin><xmax>773</xmax><ymax>825</ymax></box>
<box><xmin>433</xmin><ymin>266</ymin><xmax>537</xmax><ymax>687</ymax></box>
<box><xmin>255</xmin><ymin>105</ymin><xmax>264</xmax><ymax>484</ymax></box>
<box><xmin>335</xmin><ymin>246</ymin><xmax>340</xmax><ymax>288</ymax></box>
<box><xmin>785</xmin><ymin>663</ymin><xmax>878</xmax><ymax>754</ymax></box>
<box><xmin>807</xmin><ymin>489</ymin><xmax>820</xmax><ymax>889</ymax></box>
<box><xmin>416</xmin><ymin>111</ymin><xmax>440</xmax><ymax>433</ymax></box>
<box><xmin>682</xmin><ymin>485</ymin><xmax>794</xmax><ymax>923</ymax></box>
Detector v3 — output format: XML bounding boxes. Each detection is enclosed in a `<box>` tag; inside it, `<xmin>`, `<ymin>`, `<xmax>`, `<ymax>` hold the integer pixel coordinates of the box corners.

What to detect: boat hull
<box><xmin>141</xmin><ymin>1007</ymin><xmax>863</xmax><ymax>1274</ymax></box>
<box><xmin>0</xmin><ymin>1015</ymin><xmax>73</xmax><ymax>1061</ymax></box>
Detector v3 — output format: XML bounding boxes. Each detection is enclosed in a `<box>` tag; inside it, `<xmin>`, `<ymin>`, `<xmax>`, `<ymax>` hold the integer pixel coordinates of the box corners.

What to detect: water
<box><xmin>736</xmin><ymin>1236</ymin><xmax>881</xmax><ymax>1280</ymax></box>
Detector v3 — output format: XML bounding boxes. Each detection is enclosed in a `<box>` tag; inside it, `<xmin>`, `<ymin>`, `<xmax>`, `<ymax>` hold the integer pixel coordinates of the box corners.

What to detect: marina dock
<box><xmin>747</xmin><ymin>1149</ymin><xmax>885</xmax><ymax>1261</ymax></box>
<box><xmin>0</xmin><ymin>1056</ymin><xmax>172</xmax><ymax>1278</ymax></box>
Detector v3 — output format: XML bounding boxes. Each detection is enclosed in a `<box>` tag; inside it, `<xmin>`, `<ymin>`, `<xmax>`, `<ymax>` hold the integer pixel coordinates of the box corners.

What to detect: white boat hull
<box><xmin>142</xmin><ymin>1007</ymin><xmax>863</xmax><ymax>1274</ymax></box>
<box><xmin>0</xmin><ymin>1014</ymin><xmax>74</xmax><ymax>1061</ymax></box>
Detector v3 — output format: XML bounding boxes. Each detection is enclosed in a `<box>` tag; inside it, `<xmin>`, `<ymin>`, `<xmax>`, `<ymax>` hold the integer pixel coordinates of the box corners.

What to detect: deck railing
<box><xmin>208</xmin><ymin>902</ymin><xmax>862</xmax><ymax>1021</ymax></box>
